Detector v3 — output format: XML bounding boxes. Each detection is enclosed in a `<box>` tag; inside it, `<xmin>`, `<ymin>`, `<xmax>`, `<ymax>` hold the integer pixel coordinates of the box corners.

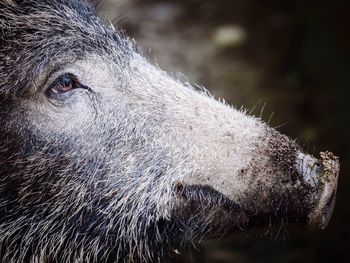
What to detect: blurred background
<box><xmin>97</xmin><ymin>0</ymin><xmax>350</xmax><ymax>262</ymax></box>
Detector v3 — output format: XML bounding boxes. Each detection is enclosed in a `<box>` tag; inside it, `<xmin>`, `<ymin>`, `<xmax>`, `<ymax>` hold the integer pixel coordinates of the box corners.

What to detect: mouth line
<box><xmin>175</xmin><ymin>183</ymin><xmax>243</xmax><ymax>215</ymax></box>
<box><xmin>173</xmin><ymin>184</ymin><xmax>296</xmax><ymax>237</ymax></box>
<box><xmin>173</xmin><ymin>184</ymin><xmax>310</xmax><ymax>227</ymax></box>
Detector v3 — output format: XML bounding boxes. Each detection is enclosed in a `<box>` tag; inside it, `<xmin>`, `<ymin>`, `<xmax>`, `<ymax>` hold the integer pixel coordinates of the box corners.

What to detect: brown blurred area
<box><xmin>97</xmin><ymin>0</ymin><xmax>350</xmax><ymax>262</ymax></box>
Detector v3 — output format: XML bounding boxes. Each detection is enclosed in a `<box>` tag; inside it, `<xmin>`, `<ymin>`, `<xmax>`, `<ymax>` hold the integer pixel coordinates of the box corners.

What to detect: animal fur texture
<box><xmin>0</xmin><ymin>0</ymin><xmax>339</xmax><ymax>262</ymax></box>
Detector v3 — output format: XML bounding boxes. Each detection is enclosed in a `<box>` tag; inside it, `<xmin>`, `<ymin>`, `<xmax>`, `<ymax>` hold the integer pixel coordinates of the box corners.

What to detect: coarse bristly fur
<box><xmin>0</xmin><ymin>0</ymin><xmax>334</xmax><ymax>262</ymax></box>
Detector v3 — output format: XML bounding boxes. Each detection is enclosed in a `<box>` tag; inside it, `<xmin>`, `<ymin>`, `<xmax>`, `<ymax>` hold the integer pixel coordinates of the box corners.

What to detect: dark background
<box><xmin>98</xmin><ymin>0</ymin><xmax>350</xmax><ymax>262</ymax></box>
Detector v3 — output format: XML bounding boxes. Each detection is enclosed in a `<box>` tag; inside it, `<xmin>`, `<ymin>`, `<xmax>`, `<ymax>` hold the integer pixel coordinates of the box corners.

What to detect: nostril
<box><xmin>296</xmin><ymin>152</ymin><xmax>320</xmax><ymax>190</ymax></box>
<box><xmin>305</xmin><ymin>151</ymin><xmax>340</xmax><ymax>229</ymax></box>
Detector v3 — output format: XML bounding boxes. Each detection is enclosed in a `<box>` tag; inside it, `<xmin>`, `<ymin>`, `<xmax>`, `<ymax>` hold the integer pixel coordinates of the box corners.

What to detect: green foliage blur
<box><xmin>99</xmin><ymin>0</ymin><xmax>350</xmax><ymax>262</ymax></box>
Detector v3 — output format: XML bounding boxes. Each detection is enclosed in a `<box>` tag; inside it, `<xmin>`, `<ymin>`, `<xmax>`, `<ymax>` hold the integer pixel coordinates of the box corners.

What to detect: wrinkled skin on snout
<box><xmin>0</xmin><ymin>0</ymin><xmax>340</xmax><ymax>262</ymax></box>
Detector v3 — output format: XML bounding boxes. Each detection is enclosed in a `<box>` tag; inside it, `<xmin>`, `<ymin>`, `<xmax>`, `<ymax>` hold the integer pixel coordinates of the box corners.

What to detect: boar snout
<box><xmin>175</xmin><ymin>117</ymin><xmax>340</xmax><ymax>234</ymax></box>
<box><xmin>297</xmin><ymin>151</ymin><xmax>340</xmax><ymax>229</ymax></box>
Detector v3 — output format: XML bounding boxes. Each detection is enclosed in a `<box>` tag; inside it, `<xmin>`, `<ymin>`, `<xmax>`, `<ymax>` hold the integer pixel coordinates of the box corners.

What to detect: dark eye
<box><xmin>46</xmin><ymin>73</ymin><xmax>89</xmax><ymax>99</ymax></box>
<box><xmin>49</xmin><ymin>73</ymin><xmax>78</xmax><ymax>94</ymax></box>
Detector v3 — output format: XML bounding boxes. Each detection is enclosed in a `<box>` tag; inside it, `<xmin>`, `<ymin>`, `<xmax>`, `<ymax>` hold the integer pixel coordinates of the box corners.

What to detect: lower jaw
<box><xmin>173</xmin><ymin>185</ymin><xmax>306</xmax><ymax>239</ymax></box>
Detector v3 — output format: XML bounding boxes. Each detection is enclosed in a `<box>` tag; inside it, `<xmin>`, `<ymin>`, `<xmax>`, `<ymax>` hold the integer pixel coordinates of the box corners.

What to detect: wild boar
<box><xmin>0</xmin><ymin>0</ymin><xmax>340</xmax><ymax>262</ymax></box>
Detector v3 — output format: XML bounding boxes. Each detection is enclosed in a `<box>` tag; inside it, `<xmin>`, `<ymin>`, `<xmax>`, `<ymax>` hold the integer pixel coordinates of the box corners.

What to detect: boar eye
<box><xmin>46</xmin><ymin>73</ymin><xmax>89</xmax><ymax>99</ymax></box>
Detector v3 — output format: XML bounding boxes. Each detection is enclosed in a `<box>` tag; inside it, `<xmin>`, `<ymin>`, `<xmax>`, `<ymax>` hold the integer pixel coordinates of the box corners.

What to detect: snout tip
<box><xmin>307</xmin><ymin>151</ymin><xmax>340</xmax><ymax>229</ymax></box>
